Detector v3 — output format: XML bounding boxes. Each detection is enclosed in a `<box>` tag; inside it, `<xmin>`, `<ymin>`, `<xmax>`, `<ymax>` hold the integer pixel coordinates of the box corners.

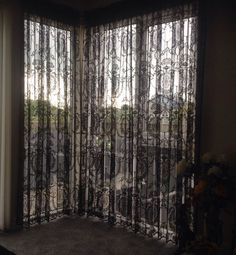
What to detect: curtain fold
<box><xmin>0</xmin><ymin>1</ymin><xmax>24</xmax><ymax>231</ymax></box>
<box><xmin>23</xmin><ymin>2</ymin><xmax>198</xmax><ymax>243</ymax></box>
<box><xmin>0</xmin><ymin>6</ymin><xmax>12</xmax><ymax>231</ymax></box>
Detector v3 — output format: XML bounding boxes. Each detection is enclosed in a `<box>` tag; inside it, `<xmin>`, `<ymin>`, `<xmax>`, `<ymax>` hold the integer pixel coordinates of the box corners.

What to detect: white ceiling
<box><xmin>49</xmin><ymin>0</ymin><xmax>123</xmax><ymax>11</ymax></box>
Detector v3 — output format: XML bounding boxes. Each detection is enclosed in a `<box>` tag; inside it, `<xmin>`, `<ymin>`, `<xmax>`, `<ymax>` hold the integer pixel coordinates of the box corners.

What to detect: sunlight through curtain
<box><xmin>24</xmin><ymin>15</ymin><xmax>73</xmax><ymax>224</ymax></box>
<box><xmin>75</xmin><ymin>3</ymin><xmax>198</xmax><ymax>242</ymax></box>
<box><xmin>24</xmin><ymin>2</ymin><xmax>198</xmax><ymax>243</ymax></box>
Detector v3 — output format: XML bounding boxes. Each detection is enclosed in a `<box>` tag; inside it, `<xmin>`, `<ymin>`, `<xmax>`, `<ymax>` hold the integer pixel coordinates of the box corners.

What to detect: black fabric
<box><xmin>0</xmin><ymin>245</ymin><xmax>16</xmax><ymax>255</ymax></box>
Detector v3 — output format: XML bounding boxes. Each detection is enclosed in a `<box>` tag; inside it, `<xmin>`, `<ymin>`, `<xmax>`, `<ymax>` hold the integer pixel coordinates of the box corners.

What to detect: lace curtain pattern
<box><xmin>24</xmin><ymin>15</ymin><xmax>73</xmax><ymax>224</ymax></box>
<box><xmin>24</xmin><ymin>2</ymin><xmax>198</xmax><ymax>243</ymax></box>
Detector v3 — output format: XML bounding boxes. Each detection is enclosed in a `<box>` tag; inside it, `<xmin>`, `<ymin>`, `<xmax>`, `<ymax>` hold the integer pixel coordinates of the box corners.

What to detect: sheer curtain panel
<box><xmin>76</xmin><ymin>2</ymin><xmax>198</xmax><ymax>242</ymax></box>
<box><xmin>23</xmin><ymin>15</ymin><xmax>74</xmax><ymax>224</ymax></box>
<box><xmin>23</xmin><ymin>1</ymin><xmax>199</xmax><ymax>243</ymax></box>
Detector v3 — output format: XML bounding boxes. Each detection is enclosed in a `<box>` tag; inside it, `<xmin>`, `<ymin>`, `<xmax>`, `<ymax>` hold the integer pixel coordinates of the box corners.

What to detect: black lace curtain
<box><xmin>24</xmin><ymin>16</ymin><xmax>73</xmax><ymax>223</ymax></box>
<box><xmin>24</xmin><ymin>2</ymin><xmax>198</xmax><ymax>243</ymax></box>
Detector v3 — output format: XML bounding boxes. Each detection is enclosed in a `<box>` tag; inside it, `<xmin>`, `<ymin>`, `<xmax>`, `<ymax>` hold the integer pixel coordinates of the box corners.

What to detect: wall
<box><xmin>201</xmin><ymin>0</ymin><xmax>236</xmax><ymax>248</ymax></box>
<box><xmin>201</xmin><ymin>0</ymin><xmax>236</xmax><ymax>163</ymax></box>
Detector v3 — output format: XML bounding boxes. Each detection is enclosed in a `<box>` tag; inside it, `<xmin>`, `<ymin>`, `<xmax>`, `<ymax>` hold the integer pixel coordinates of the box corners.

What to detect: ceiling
<box><xmin>47</xmin><ymin>0</ymin><xmax>124</xmax><ymax>11</ymax></box>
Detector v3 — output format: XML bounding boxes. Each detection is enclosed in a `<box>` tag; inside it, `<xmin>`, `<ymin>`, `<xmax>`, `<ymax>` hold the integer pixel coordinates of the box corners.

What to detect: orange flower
<box><xmin>194</xmin><ymin>179</ymin><xmax>207</xmax><ymax>195</ymax></box>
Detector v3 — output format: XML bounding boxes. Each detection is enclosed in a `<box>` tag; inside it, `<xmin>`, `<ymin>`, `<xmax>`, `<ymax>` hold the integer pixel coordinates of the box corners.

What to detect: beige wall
<box><xmin>201</xmin><ymin>0</ymin><xmax>236</xmax><ymax>246</ymax></box>
<box><xmin>201</xmin><ymin>0</ymin><xmax>236</xmax><ymax>165</ymax></box>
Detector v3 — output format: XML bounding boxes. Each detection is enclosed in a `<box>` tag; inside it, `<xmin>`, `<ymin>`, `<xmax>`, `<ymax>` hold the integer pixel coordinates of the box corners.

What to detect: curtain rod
<box><xmin>22</xmin><ymin>0</ymin><xmax>199</xmax><ymax>26</ymax></box>
<box><xmin>83</xmin><ymin>0</ymin><xmax>199</xmax><ymax>26</ymax></box>
<box><xmin>22</xmin><ymin>0</ymin><xmax>81</xmax><ymax>25</ymax></box>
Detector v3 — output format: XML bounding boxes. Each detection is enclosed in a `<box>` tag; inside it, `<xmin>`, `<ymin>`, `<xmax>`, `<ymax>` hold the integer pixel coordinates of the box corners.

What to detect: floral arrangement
<box><xmin>176</xmin><ymin>153</ymin><xmax>234</xmax><ymax>255</ymax></box>
<box><xmin>177</xmin><ymin>153</ymin><xmax>232</xmax><ymax>209</ymax></box>
<box><xmin>194</xmin><ymin>153</ymin><xmax>232</xmax><ymax>211</ymax></box>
